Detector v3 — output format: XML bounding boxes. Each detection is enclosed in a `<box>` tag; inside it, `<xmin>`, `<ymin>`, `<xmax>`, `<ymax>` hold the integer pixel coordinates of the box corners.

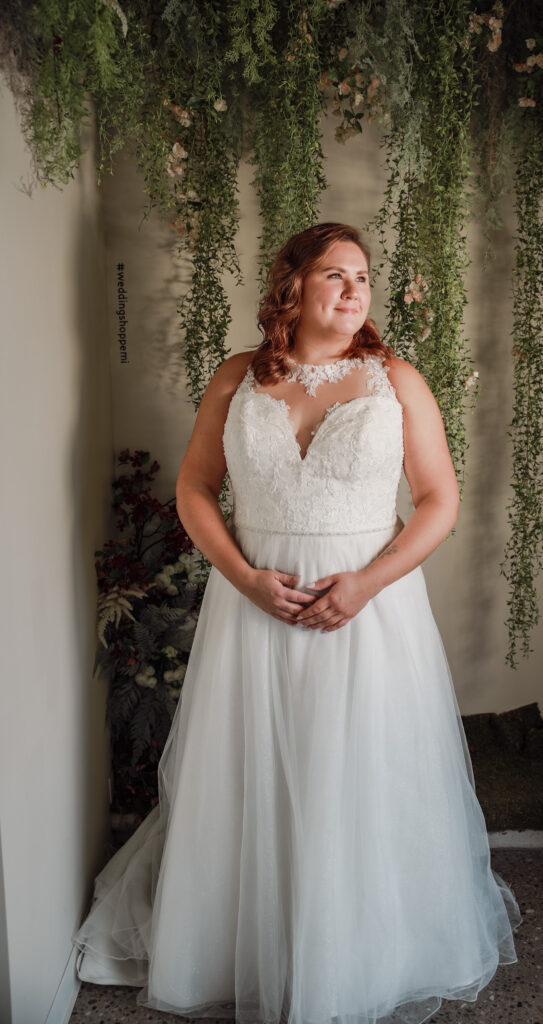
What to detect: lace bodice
<box><xmin>222</xmin><ymin>354</ymin><xmax>404</xmax><ymax>534</ymax></box>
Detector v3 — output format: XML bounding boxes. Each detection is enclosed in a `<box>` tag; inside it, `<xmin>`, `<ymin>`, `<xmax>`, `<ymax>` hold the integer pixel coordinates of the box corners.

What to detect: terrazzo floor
<box><xmin>69</xmin><ymin>848</ymin><xmax>542</xmax><ymax>1024</ymax></box>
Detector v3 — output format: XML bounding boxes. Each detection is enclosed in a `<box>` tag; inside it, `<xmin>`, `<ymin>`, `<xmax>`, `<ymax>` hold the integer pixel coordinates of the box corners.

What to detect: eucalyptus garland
<box><xmin>500</xmin><ymin>130</ymin><xmax>543</xmax><ymax>668</ymax></box>
<box><xmin>1</xmin><ymin>0</ymin><xmax>543</xmax><ymax>665</ymax></box>
<box><xmin>247</xmin><ymin>0</ymin><xmax>329</xmax><ymax>291</ymax></box>
<box><xmin>352</xmin><ymin>0</ymin><xmax>478</xmax><ymax>496</ymax></box>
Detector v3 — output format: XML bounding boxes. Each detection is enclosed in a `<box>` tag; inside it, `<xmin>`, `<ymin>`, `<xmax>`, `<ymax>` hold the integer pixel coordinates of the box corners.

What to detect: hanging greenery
<box><xmin>326</xmin><ymin>0</ymin><xmax>478</xmax><ymax>496</ymax></box>
<box><xmin>499</xmin><ymin>37</ymin><xmax>543</xmax><ymax>668</ymax></box>
<box><xmin>1</xmin><ymin>0</ymin><xmax>542</xmax><ymax>665</ymax></box>
<box><xmin>500</xmin><ymin>139</ymin><xmax>543</xmax><ymax>667</ymax></box>
<box><xmin>246</xmin><ymin>0</ymin><xmax>329</xmax><ymax>290</ymax></box>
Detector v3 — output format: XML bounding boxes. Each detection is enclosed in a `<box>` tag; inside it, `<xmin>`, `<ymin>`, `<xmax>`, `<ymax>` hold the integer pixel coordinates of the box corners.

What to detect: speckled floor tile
<box><xmin>69</xmin><ymin>849</ymin><xmax>542</xmax><ymax>1024</ymax></box>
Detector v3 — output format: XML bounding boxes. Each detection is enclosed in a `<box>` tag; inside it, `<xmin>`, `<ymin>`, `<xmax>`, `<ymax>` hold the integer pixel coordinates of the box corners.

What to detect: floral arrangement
<box><xmin>93</xmin><ymin>449</ymin><xmax>208</xmax><ymax>818</ymax></box>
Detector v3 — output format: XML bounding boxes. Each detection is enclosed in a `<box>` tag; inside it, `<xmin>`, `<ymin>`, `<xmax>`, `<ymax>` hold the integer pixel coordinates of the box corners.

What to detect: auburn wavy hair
<box><xmin>251</xmin><ymin>222</ymin><xmax>394</xmax><ymax>385</ymax></box>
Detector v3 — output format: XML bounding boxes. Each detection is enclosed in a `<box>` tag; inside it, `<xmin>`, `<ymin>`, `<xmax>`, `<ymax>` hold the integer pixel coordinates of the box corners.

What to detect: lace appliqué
<box><xmin>364</xmin><ymin>354</ymin><xmax>397</xmax><ymax>399</ymax></box>
<box><xmin>283</xmin><ymin>357</ymin><xmax>365</xmax><ymax>397</ymax></box>
<box><xmin>223</xmin><ymin>353</ymin><xmax>404</xmax><ymax>535</ymax></box>
<box><xmin>311</xmin><ymin>401</ymin><xmax>341</xmax><ymax>436</ymax></box>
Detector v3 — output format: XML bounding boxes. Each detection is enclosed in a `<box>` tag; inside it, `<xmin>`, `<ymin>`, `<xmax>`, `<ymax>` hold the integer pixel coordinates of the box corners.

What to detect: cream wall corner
<box><xmin>0</xmin><ymin>88</ymin><xmax>113</xmax><ymax>1023</ymax></box>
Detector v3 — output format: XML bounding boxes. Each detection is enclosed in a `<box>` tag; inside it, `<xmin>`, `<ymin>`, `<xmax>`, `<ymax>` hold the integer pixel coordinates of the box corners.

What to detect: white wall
<box><xmin>98</xmin><ymin>111</ymin><xmax>543</xmax><ymax>716</ymax></box>
<box><xmin>0</xmin><ymin>88</ymin><xmax>113</xmax><ymax>1022</ymax></box>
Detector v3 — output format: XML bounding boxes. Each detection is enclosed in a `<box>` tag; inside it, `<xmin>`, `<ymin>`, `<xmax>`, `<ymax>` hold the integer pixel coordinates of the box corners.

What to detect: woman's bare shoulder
<box><xmin>213</xmin><ymin>349</ymin><xmax>258</xmax><ymax>387</ymax></box>
<box><xmin>202</xmin><ymin>349</ymin><xmax>259</xmax><ymax>402</ymax></box>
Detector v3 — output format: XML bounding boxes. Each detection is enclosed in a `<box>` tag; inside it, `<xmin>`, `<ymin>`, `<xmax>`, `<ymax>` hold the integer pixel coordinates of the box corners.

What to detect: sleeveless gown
<box><xmin>72</xmin><ymin>354</ymin><xmax>522</xmax><ymax>1024</ymax></box>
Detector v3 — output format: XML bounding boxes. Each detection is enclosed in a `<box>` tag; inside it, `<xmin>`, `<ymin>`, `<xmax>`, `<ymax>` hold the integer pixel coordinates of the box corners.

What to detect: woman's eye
<box><xmin>328</xmin><ymin>273</ymin><xmax>367</xmax><ymax>282</ymax></box>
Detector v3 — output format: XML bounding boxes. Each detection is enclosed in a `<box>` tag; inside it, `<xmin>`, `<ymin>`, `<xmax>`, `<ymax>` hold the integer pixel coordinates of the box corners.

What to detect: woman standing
<box><xmin>73</xmin><ymin>222</ymin><xmax>521</xmax><ymax>1024</ymax></box>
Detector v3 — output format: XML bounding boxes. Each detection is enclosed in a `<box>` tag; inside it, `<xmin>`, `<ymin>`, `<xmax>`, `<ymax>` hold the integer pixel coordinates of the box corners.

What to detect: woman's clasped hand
<box><xmin>241</xmin><ymin>567</ymin><xmax>376</xmax><ymax>633</ymax></box>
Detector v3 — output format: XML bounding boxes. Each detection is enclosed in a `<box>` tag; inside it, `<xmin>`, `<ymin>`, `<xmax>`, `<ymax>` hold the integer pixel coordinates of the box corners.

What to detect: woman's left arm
<box><xmin>356</xmin><ymin>355</ymin><xmax>460</xmax><ymax>597</ymax></box>
<box><xmin>296</xmin><ymin>356</ymin><xmax>460</xmax><ymax>631</ymax></box>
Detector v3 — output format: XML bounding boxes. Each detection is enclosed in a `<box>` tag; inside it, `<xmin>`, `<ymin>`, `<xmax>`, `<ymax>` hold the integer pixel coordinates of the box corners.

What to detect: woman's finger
<box><xmin>281</xmin><ymin>584</ymin><xmax>318</xmax><ymax>604</ymax></box>
<box><xmin>296</xmin><ymin>600</ymin><xmax>332</xmax><ymax>625</ymax></box>
<box><xmin>322</xmin><ymin>616</ymin><xmax>348</xmax><ymax>632</ymax></box>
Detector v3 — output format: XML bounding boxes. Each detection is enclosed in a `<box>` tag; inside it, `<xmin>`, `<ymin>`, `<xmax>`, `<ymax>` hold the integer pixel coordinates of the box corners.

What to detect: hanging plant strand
<box><xmin>248</xmin><ymin>0</ymin><xmax>328</xmax><ymax>292</ymax></box>
<box><xmin>500</xmin><ymin>136</ymin><xmax>543</xmax><ymax>667</ymax></box>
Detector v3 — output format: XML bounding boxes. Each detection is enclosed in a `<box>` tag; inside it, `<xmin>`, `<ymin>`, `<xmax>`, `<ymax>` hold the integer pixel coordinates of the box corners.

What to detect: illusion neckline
<box><xmin>286</xmin><ymin>355</ymin><xmax>362</xmax><ymax>369</ymax></box>
<box><xmin>236</xmin><ymin>356</ymin><xmax>399</xmax><ymax>463</ymax></box>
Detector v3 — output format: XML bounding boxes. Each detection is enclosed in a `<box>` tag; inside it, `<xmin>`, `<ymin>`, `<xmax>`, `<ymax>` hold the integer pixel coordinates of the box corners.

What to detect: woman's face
<box><xmin>297</xmin><ymin>240</ymin><xmax>371</xmax><ymax>341</ymax></box>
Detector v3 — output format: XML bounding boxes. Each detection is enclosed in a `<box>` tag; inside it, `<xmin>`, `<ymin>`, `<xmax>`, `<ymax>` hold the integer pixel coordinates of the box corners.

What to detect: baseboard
<box><xmin>45</xmin><ymin>944</ymin><xmax>81</xmax><ymax>1024</ymax></box>
<box><xmin>489</xmin><ymin>829</ymin><xmax>543</xmax><ymax>848</ymax></box>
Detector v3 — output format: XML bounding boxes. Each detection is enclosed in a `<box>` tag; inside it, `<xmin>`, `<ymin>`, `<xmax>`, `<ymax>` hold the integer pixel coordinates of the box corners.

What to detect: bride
<box><xmin>72</xmin><ymin>221</ymin><xmax>521</xmax><ymax>1024</ymax></box>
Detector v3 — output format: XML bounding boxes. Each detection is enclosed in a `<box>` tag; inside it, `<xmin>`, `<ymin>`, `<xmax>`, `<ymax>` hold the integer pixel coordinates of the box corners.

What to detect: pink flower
<box><xmin>367</xmin><ymin>74</ymin><xmax>380</xmax><ymax>100</ymax></box>
<box><xmin>526</xmin><ymin>38</ymin><xmax>536</xmax><ymax>50</ymax></box>
<box><xmin>518</xmin><ymin>97</ymin><xmax>536</xmax><ymax>107</ymax></box>
<box><xmin>338</xmin><ymin>80</ymin><xmax>351</xmax><ymax>95</ymax></box>
<box><xmin>487</xmin><ymin>31</ymin><xmax>501</xmax><ymax>51</ymax></box>
<box><xmin>464</xmin><ymin>371</ymin><xmax>479</xmax><ymax>390</ymax></box>
<box><xmin>172</xmin><ymin>107</ymin><xmax>192</xmax><ymax>127</ymax></box>
<box><xmin>404</xmin><ymin>292</ymin><xmax>414</xmax><ymax>305</ymax></box>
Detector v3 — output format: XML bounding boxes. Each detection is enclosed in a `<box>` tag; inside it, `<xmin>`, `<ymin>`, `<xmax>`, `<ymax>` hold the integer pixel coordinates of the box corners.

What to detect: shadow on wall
<box><xmin>70</xmin><ymin>111</ymin><xmax>115</xmax><ymax>905</ymax></box>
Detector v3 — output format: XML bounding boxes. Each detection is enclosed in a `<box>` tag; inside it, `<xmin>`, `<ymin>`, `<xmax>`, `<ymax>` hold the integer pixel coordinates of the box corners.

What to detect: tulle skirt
<box><xmin>72</xmin><ymin>516</ymin><xmax>522</xmax><ymax>1024</ymax></box>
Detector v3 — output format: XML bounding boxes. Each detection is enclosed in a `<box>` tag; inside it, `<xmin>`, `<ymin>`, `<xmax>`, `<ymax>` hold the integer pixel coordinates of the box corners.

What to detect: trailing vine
<box><xmin>499</xmin><ymin>35</ymin><xmax>543</xmax><ymax>667</ymax></box>
<box><xmin>247</xmin><ymin>0</ymin><xmax>329</xmax><ymax>290</ymax></box>
<box><xmin>348</xmin><ymin>0</ymin><xmax>478</xmax><ymax>495</ymax></box>
<box><xmin>1</xmin><ymin>0</ymin><xmax>543</xmax><ymax>664</ymax></box>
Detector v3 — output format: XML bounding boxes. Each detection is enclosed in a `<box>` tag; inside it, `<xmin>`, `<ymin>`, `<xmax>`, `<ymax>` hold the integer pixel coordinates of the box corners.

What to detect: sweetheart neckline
<box><xmin>250</xmin><ymin>390</ymin><xmax>397</xmax><ymax>463</ymax></box>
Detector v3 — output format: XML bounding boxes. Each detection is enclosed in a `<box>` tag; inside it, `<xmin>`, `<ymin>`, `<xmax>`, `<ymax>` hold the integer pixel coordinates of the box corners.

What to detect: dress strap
<box><xmin>365</xmin><ymin>354</ymin><xmax>397</xmax><ymax>400</ymax></box>
<box><xmin>235</xmin><ymin>362</ymin><xmax>256</xmax><ymax>395</ymax></box>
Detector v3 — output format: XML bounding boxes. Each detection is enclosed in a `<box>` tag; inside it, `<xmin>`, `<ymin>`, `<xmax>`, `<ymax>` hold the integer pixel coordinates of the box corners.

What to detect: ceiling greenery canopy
<box><xmin>1</xmin><ymin>0</ymin><xmax>542</xmax><ymax>667</ymax></box>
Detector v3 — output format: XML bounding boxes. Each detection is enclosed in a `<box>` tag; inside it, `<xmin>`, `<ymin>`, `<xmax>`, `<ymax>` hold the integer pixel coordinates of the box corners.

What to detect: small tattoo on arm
<box><xmin>376</xmin><ymin>543</ymin><xmax>399</xmax><ymax>561</ymax></box>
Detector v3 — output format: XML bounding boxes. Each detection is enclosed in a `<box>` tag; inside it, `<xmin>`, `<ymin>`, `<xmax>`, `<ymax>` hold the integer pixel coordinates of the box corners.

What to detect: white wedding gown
<box><xmin>72</xmin><ymin>353</ymin><xmax>522</xmax><ymax>1024</ymax></box>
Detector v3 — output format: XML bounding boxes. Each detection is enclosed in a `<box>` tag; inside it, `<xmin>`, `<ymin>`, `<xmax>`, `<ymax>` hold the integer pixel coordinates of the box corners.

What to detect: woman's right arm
<box><xmin>175</xmin><ymin>352</ymin><xmax>315</xmax><ymax>624</ymax></box>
